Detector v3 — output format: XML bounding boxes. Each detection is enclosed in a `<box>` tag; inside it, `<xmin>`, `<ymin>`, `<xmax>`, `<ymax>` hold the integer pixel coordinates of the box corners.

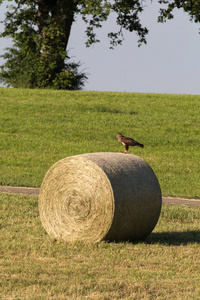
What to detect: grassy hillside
<box><xmin>0</xmin><ymin>193</ymin><xmax>200</xmax><ymax>299</ymax></box>
<box><xmin>0</xmin><ymin>87</ymin><xmax>199</xmax><ymax>198</ymax></box>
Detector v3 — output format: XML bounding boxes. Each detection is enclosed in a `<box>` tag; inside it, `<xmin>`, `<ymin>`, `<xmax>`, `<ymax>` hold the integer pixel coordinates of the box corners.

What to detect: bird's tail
<box><xmin>136</xmin><ymin>142</ymin><xmax>144</xmax><ymax>148</ymax></box>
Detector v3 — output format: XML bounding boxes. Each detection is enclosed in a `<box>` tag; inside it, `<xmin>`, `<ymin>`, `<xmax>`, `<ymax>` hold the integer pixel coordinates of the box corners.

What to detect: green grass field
<box><xmin>1</xmin><ymin>88</ymin><xmax>200</xmax><ymax>299</ymax></box>
<box><xmin>0</xmin><ymin>87</ymin><xmax>199</xmax><ymax>198</ymax></box>
<box><xmin>0</xmin><ymin>193</ymin><xmax>199</xmax><ymax>299</ymax></box>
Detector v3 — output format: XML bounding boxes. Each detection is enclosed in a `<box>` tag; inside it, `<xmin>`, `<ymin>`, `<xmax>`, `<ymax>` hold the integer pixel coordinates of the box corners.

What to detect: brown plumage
<box><xmin>117</xmin><ymin>133</ymin><xmax>144</xmax><ymax>153</ymax></box>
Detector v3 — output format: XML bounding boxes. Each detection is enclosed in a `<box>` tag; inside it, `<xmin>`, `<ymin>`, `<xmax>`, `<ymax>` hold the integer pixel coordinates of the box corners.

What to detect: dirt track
<box><xmin>0</xmin><ymin>186</ymin><xmax>199</xmax><ymax>207</ymax></box>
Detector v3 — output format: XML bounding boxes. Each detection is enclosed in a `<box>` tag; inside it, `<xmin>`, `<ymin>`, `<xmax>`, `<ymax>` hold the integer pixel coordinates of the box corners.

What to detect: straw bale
<box><xmin>39</xmin><ymin>152</ymin><xmax>162</xmax><ymax>242</ymax></box>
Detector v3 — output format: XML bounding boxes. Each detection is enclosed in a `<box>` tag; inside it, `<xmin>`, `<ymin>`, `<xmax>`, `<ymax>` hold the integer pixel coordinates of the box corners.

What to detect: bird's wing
<box><xmin>121</xmin><ymin>136</ymin><xmax>137</xmax><ymax>146</ymax></box>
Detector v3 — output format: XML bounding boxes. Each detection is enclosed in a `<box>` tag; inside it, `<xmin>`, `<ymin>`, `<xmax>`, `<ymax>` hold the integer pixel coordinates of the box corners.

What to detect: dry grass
<box><xmin>39</xmin><ymin>153</ymin><xmax>162</xmax><ymax>242</ymax></box>
<box><xmin>0</xmin><ymin>193</ymin><xmax>200</xmax><ymax>299</ymax></box>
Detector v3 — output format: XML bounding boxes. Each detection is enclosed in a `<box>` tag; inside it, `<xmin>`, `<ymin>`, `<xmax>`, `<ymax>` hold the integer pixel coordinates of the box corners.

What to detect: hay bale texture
<box><xmin>39</xmin><ymin>152</ymin><xmax>162</xmax><ymax>242</ymax></box>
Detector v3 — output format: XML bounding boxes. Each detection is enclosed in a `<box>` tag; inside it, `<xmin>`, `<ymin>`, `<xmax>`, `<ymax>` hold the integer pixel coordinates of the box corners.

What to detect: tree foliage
<box><xmin>0</xmin><ymin>0</ymin><xmax>150</xmax><ymax>89</ymax></box>
<box><xmin>158</xmin><ymin>0</ymin><xmax>200</xmax><ymax>24</ymax></box>
<box><xmin>0</xmin><ymin>0</ymin><xmax>200</xmax><ymax>89</ymax></box>
<box><xmin>0</xmin><ymin>0</ymin><xmax>87</xmax><ymax>89</ymax></box>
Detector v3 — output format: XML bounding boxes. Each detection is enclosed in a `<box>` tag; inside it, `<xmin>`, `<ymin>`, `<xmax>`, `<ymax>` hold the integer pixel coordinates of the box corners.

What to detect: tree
<box><xmin>158</xmin><ymin>0</ymin><xmax>200</xmax><ymax>24</ymax></box>
<box><xmin>0</xmin><ymin>0</ymin><xmax>149</xmax><ymax>89</ymax></box>
<box><xmin>0</xmin><ymin>1</ymin><xmax>199</xmax><ymax>89</ymax></box>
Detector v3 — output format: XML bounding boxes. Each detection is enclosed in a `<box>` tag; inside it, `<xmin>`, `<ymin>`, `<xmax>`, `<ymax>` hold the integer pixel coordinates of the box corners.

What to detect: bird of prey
<box><xmin>117</xmin><ymin>132</ymin><xmax>144</xmax><ymax>153</ymax></box>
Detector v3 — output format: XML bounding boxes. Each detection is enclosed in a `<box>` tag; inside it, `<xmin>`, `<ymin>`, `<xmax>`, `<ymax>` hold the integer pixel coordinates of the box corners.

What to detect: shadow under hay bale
<box><xmin>39</xmin><ymin>152</ymin><xmax>162</xmax><ymax>243</ymax></box>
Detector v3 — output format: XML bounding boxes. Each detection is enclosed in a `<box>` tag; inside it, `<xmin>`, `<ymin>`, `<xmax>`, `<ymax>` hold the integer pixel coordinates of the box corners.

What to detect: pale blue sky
<box><xmin>1</xmin><ymin>1</ymin><xmax>200</xmax><ymax>94</ymax></box>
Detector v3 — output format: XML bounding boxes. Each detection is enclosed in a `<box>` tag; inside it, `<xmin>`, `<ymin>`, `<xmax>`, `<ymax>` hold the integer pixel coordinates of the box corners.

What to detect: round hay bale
<box><xmin>39</xmin><ymin>152</ymin><xmax>162</xmax><ymax>242</ymax></box>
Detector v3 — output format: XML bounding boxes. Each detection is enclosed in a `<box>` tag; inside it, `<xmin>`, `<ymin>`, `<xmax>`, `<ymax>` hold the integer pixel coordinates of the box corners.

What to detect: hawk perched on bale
<box><xmin>117</xmin><ymin>133</ymin><xmax>144</xmax><ymax>153</ymax></box>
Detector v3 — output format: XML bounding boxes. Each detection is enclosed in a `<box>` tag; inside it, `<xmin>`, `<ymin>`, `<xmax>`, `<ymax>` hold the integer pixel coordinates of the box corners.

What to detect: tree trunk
<box><xmin>37</xmin><ymin>0</ymin><xmax>76</xmax><ymax>77</ymax></box>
